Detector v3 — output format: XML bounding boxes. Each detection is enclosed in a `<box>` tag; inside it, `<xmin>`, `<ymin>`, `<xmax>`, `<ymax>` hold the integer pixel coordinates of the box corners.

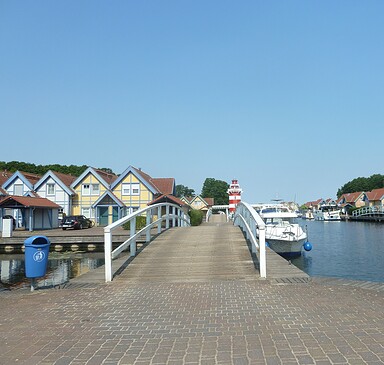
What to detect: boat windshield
<box><xmin>264</xmin><ymin>217</ymin><xmax>297</xmax><ymax>225</ymax></box>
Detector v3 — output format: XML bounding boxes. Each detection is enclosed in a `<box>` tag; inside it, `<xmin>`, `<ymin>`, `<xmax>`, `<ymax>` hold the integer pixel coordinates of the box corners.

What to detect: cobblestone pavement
<box><xmin>1</xmin><ymin>278</ymin><xmax>384</xmax><ymax>364</ymax></box>
<box><xmin>1</xmin><ymin>222</ymin><xmax>384</xmax><ymax>364</ymax></box>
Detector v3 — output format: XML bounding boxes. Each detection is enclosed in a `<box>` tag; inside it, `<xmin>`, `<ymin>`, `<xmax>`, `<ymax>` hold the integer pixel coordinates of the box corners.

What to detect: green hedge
<box><xmin>189</xmin><ymin>209</ymin><xmax>204</xmax><ymax>226</ymax></box>
<box><xmin>122</xmin><ymin>216</ymin><xmax>147</xmax><ymax>230</ymax></box>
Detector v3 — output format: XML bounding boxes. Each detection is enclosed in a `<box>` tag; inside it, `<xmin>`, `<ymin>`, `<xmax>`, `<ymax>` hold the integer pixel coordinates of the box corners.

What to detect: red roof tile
<box><xmin>151</xmin><ymin>178</ymin><xmax>175</xmax><ymax>195</ymax></box>
<box><xmin>93</xmin><ymin>169</ymin><xmax>119</xmax><ymax>185</ymax></box>
<box><xmin>366</xmin><ymin>188</ymin><xmax>384</xmax><ymax>201</ymax></box>
<box><xmin>0</xmin><ymin>195</ymin><xmax>61</xmax><ymax>208</ymax></box>
<box><xmin>0</xmin><ymin>170</ymin><xmax>11</xmax><ymax>186</ymax></box>
<box><xmin>19</xmin><ymin>171</ymin><xmax>41</xmax><ymax>185</ymax></box>
<box><xmin>148</xmin><ymin>194</ymin><xmax>187</xmax><ymax>207</ymax></box>
<box><xmin>51</xmin><ymin>171</ymin><xmax>77</xmax><ymax>187</ymax></box>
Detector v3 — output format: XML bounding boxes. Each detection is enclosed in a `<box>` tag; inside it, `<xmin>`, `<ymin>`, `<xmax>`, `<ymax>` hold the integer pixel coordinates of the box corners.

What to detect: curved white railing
<box><xmin>352</xmin><ymin>206</ymin><xmax>384</xmax><ymax>217</ymax></box>
<box><xmin>104</xmin><ymin>203</ymin><xmax>190</xmax><ymax>282</ymax></box>
<box><xmin>233</xmin><ymin>202</ymin><xmax>266</xmax><ymax>278</ymax></box>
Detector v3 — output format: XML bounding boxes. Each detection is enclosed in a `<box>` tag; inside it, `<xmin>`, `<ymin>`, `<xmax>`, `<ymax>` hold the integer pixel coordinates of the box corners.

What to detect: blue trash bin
<box><xmin>24</xmin><ymin>236</ymin><xmax>51</xmax><ymax>278</ymax></box>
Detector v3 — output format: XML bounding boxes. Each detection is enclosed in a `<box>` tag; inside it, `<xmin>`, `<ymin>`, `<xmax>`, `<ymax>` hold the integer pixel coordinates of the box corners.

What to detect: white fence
<box><xmin>104</xmin><ymin>203</ymin><xmax>190</xmax><ymax>282</ymax></box>
<box><xmin>352</xmin><ymin>206</ymin><xmax>384</xmax><ymax>217</ymax></box>
<box><xmin>233</xmin><ymin>202</ymin><xmax>267</xmax><ymax>278</ymax></box>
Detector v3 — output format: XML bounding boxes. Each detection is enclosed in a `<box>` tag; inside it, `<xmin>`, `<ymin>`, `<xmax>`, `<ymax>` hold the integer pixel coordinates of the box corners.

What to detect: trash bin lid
<box><xmin>24</xmin><ymin>235</ymin><xmax>51</xmax><ymax>246</ymax></box>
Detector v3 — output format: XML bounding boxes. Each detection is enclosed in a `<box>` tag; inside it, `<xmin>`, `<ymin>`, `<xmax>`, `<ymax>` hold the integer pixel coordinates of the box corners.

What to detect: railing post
<box><xmin>166</xmin><ymin>205</ymin><xmax>170</xmax><ymax>229</ymax></box>
<box><xmin>146</xmin><ymin>210</ymin><xmax>151</xmax><ymax>242</ymax></box>
<box><xmin>259</xmin><ymin>226</ymin><xmax>266</xmax><ymax>278</ymax></box>
<box><xmin>130</xmin><ymin>217</ymin><xmax>136</xmax><ymax>257</ymax></box>
<box><xmin>104</xmin><ymin>227</ymin><xmax>112</xmax><ymax>282</ymax></box>
<box><xmin>177</xmin><ymin>208</ymin><xmax>181</xmax><ymax>227</ymax></box>
<box><xmin>172</xmin><ymin>206</ymin><xmax>176</xmax><ymax>227</ymax></box>
<box><xmin>158</xmin><ymin>206</ymin><xmax>162</xmax><ymax>234</ymax></box>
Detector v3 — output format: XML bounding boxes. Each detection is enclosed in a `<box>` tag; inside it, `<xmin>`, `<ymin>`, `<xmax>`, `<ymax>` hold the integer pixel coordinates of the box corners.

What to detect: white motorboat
<box><xmin>314</xmin><ymin>204</ymin><xmax>341</xmax><ymax>221</ymax></box>
<box><xmin>256</xmin><ymin>204</ymin><xmax>308</xmax><ymax>257</ymax></box>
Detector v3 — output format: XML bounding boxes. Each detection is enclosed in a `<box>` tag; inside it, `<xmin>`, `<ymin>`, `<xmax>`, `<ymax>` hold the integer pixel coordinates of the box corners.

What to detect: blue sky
<box><xmin>1</xmin><ymin>1</ymin><xmax>383</xmax><ymax>204</ymax></box>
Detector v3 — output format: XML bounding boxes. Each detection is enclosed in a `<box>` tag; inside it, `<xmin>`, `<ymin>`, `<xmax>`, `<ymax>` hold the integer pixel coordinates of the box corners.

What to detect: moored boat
<box><xmin>255</xmin><ymin>204</ymin><xmax>308</xmax><ymax>257</ymax></box>
<box><xmin>314</xmin><ymin>204</ymin><xmax>341</xmax><ymax>221</ymax></box>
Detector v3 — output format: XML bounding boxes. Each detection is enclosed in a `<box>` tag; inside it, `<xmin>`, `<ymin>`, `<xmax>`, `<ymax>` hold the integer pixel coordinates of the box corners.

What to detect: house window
<box><xmin>82</xmin><ymin>184</ymin><xmax>100</xmax><ymax>196</ymax></box>
<box><xmin>122</xmin><ymin>183</ymin><xmax>140</xmax><ymax>196</ymax></box>
<box><xmin>14</xmin><ymin>184</ymin><xmax>23</xmax><ymax>196</ymax></box>
<box><xmin>82</xmin><ymin>184</ymin><xmax>90</xmax><ymax>195</ymax></box>
<box><xmin>47</xmin><ymin>184</ymin><xmax>55</xmax><ymax>195</ymax></box>
<box><xmin>91</xmin><ymin>184</ymin><xmax>100</xmax><ymax>195</ymax></box>
<box><xmin>82</xmin><ymin>207</ymin><xmax>91</xmax><ymax>218</ymax></box>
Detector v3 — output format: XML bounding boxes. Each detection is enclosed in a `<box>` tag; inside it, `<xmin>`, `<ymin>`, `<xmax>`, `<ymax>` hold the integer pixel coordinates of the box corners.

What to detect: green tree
<box><xmin>201</xmin><ymin>178</ymin><xmax>229</xmax><ymax>205</ymax></box>
<box><xmin>175</xmin><ymin>184</ymin><xmax>195</xmax><ymax>198</ymax></box>
<box><xmin>337</xmin><ymin>174</ymin><xmax>384</xmax><ymax>197</ymax></box>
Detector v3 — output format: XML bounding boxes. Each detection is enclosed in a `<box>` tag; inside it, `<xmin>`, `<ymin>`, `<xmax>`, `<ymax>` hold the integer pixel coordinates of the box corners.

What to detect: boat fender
<box><xmin>265</xmin><ymin>241</ymin><xmax>270</xmax><ymax>248</ymax></box>
<box><xmin>303</xmin><ymin>242</ymin><xmax>312</xmax><ymax>252</ymax></box>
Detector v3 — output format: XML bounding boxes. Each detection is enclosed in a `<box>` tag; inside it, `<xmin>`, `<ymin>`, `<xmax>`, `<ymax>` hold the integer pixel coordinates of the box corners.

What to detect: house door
<box><xmin>99</xmin><ymin>207</ymin><xmax>109</xmax><ymax>226</ymax></box>
<box><xmin>112</xmin><ymin>207</ymin><xmax>119</xmax><ymax>223</ymax></box>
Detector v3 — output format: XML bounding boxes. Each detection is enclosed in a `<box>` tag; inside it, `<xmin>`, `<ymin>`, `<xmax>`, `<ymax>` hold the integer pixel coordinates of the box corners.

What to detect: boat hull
<box><xmin>266</xmin><ymin>237</ymin><xmax>306</xmax><ymax>257</ymax></box>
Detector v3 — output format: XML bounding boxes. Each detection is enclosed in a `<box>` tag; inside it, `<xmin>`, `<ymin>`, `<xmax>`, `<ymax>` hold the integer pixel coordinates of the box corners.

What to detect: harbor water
<box><xmin>292</xmin><ymin>219</ymin><xmax>384</xmax><ymax>282</ymax></box>
<box><xmin>0</xmin><ymin>252</ymin><xmax>106</xmax><ymax>290</ymax></box>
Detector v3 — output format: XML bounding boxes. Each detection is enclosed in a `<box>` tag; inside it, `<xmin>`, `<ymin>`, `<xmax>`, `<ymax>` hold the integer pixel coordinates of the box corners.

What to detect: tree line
<box><xmin>0</xmin><ymin>161</ymin><xmax>113</xmax><ymax>177</ymax></box>
<box><xmin>337</xmin><ymin>174</ymin><xmax>384</xmax><ymax>197</ymax></box>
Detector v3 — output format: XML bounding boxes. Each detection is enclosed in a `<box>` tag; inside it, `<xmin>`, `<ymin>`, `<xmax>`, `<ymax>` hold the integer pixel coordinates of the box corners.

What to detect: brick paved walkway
<box><xmin>1</xmin><ymin>220</ymin><xmax>384</xmax><ymax>364</ymax></box>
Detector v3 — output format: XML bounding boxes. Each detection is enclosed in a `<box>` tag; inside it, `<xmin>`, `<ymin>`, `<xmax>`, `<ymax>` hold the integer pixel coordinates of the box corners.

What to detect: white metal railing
<box><xmin>233</xmin><ymin>201</ymin><xmax>266</xmax><ymax>278</ymax></box>
<box><xmin>104</xmin><ymin>203</ymin><xmax>190</xmax><ymax>282</ymax></box>
<box><xmin>352</xmin><ymin>206</ymin><xmax>384</xmax><ymax>217</ymax></box>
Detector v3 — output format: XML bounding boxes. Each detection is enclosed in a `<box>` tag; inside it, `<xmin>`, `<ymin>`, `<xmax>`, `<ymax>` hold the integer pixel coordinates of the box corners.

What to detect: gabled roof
<box><xmin>305</xmin><ymin>199</ymin><xmax>325</xmax><ymax>207</ymax></box>
<box><xmin>366</xmin><ymin>188</ymin><xmax>384</xmax><ymax>201</ymax></box>
<box><xmin>111</xmin><ymin>166</ymin><xmax>158</xmax><ymax>194</ymax></box>
<box><xmin>0</xmin><ymin>195</ymin><xmax>61</xmax><ymax>208</ymax></box>
<box><xmin>337</xmin><ymin>192</ymin><xmax>365</xmax><ymax>204</ymax></box>
<box><xmin>34</xmin><ymin>170</ymin><xmax>77</xmax><ymax>196</ymax></box>
<box><xmin>91</xmin><ymin>191</ymin><xmax>125</xmax><ymax>208</ymax></box>
<box><xmin>181</xmin><ymin>196</ymin><xmax>193</xmax><ymax>203</ymax></box>
<box><xmin>71</xmin><ymin>167</ymin><xmax>117</xmax><ymax>190</ymax></box>
<box><xmin>148</xmin><ymin>194</ymin><xmax>187</xmax><ymax>207</ymax></box>
<box><xmin>183</xmin><ymin>195</ymin><xmax>214</xmax><ymax>207</ymax></box>
<box><xmin>1</xmin><ymin>170</ymin><xmax>40</xmax><ymax>191</ymax></box>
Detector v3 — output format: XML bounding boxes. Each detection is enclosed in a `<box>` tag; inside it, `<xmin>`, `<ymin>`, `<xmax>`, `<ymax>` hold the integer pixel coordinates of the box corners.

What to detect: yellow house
<box><xmin>110</xmin><ymin>166</ymin><xmax>175</xmax><ymax>216</ymax></box>
<box><xmin>70</xmin><ymin>167</ymin><xmax>118</xmax><ymax>225</ymax></box>
<box><xmin>180</xmin><ymin>195</ymin><xmax>214</xmax><ymax>215</ymax></box>
<box><xmin>70</xmin><ymin>165</ymin><xmax>175</xmax><ymax>226</ymax></box>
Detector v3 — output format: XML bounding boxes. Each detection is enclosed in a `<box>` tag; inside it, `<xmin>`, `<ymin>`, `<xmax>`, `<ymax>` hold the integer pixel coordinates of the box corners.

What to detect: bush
<box><xmin>122</xmin><ymin>216</ymin><xmax>147</xmax><ymax>230</ymax></box>
<box><xmin>189</xmin><ymin>209</ymin><xmax>204</xmax><ymax>226</ymax></box>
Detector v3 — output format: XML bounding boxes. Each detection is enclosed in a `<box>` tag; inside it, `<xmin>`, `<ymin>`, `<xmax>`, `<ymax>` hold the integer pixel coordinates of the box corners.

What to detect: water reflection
<box><xmin>0</xmin><ymin>252</ymin><xmax>105</xmax><ymax>290</ymax></box>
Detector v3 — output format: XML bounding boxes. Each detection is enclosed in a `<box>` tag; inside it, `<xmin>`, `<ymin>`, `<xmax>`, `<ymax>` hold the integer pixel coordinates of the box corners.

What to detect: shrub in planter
<box><xmin>189</xmin><ymin>209</ymin><xmax>204</xmax><ymax>226</ymax></box>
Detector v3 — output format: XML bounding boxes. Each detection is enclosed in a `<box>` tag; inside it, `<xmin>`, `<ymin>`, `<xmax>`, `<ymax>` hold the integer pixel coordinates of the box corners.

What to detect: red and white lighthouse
<box><xmin>227</xmin><ymin>179</ymin><xmax>242</xmax><ymax>214</ymax></box>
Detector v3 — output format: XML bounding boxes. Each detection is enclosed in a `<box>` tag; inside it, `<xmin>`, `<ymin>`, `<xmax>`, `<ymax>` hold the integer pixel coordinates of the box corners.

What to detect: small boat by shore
<box><xmin>255</xmin><ymin>204</ymin><xmax>308</xmax><ymax>257</ymax></box>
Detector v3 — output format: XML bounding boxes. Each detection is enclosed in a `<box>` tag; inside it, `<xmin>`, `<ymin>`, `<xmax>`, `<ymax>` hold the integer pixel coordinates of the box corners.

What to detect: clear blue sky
<box><xmin>1</xmin><ymin>1</ymin><xmax>383</xmax><ymax>204</ymax></box>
